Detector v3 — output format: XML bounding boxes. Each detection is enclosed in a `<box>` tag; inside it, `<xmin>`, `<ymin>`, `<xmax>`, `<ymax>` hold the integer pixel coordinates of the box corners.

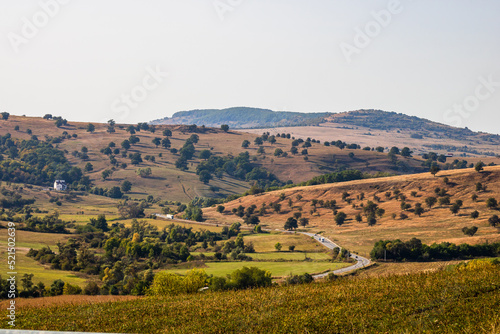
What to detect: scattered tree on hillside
<box><xmin>121</xmin><ymin>140</ymin><xmax>131</xmax><ymax>151</ymax></box>
<box><xmin>488</xmin><ymin>215</ymin><xmax>499</xmax><ymax>227</ymax></box>
<box><xmin>121</xmin><ymin>180</ymin><xmax>132</xmax><ymax>193</ymax></box>
<box><xmin>84</xmin><ymin>162</ymin><xmax>93</xmax><ymax>172</ymax></box>
<box><xmin>101</xmin><ymin>169</ymin><xmax>113</xmax><ymax>180</ymax></box>
<box><xmin>462</xmin><ymin>226</ymin><xmax>478</xmax><ymax>237</ymax></box>
<box><xmin>86</xmin><ymin>123</ymin><xmax>95</xmax><ymax>133</ymax></box>
<box><xmin>334</xmin><ymin>212</ymin><xmax>347</xmax><ymax>226</ymax></box>
<box><xmin>107</xmin><ymin>119</ymin><xmax>115</xmax><ymax>133</ymax></box>
<box><xmin>475</xmin><ymin>161</ymin><xmax>485</xmax><ymax>173</ymax></box>
<box><xmin>152</xmin><ymin>137</ymin><xmax>161</xmax><ymax>148</ymax></box>
<box><xmin>299</xmin><ymin>217</ymin><xmax>309</xmax><ymax>227</ymax></box>
<box><xmin>486</xmin><ymin>197</ymin><xmax>498</xmax><ymax>209</ymax></box>
<box><xmin>161</xmin><ymin>137</ymin><xmax>171</xmax><ymax>149</ymax></box>
<box><xmin>220</xmin><ymin>124</ymin><xmax>229</xmax><ymax>132</ymax></box>
<box><xmin>471</xmin><ymin>210</ymin><xmax>479</xmax><ymax>219</ymax></box>
<box><xmin>127</xmin><ymin>125</ymin><xmax>136</xmax><ymax>134</ymax></box>
<box><xmin>241</xmin><ymin>140</ymin><xmax>250</xmax><ymax>148</ymax></box>
<box><xmin>401</xmin><ymin>147</ymin><xmax>412</xmax><ymax>157</ymax></box>
<box><xmin>199</xmin><ymin>170</ymin><xmax>212</xmax><ymax>184</ymax></box>
<box><xmin>136</xmin><ymin>167</ymin><xmax>152</xmax><ymax>178</ymax></box>
<box><xmin>129</xmin><ymin>135</ymin><xmax>140</xmax><ymax>145</ymax></box>
<box><xmin>414</xmin><ymin>203</ymin><xmax>424</xmax><ymax>216</ymax></box>
<box><xmin>199</xmin><ymin>150</ymin><xmax>212</xmax><ymax>160</ymax></box>
<box><xmin>163</xmin><ymin>129</ymin><xmax>172</xmax><ymax>137</ymax></box>
<box><xmin>430</xmin><ymin>165</ymin><xmax>440</xmax><ymax>177</ymax></box>
<box><xmin>284</xmin><ymin>217</ymin><xmax>298</xmax><ymax>231</ymax></box>
<box><xmin>274</xmin><ymin>242</ymin><xmax>282</xmax><ymax>252</ymax></box>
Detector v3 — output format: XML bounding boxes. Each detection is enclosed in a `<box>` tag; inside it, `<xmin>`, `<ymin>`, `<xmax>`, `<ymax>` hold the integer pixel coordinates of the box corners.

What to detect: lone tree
<box><xmin>220</xmin><ymin>124</ymin><xmax>229</xmax><ymax>132</ymax></box>
<box><xmin>161</xmin><ymin>137</ymin><xmax>171</xmax><ymax>149</ymax></box>
<box><xmin>163</xmin><ymin>129</ymin><xmax>172</xmax><ymax>137</ymax></box>
<box><xmin>486</xmin><ymin>197</ymin><xmax>498</xmax><ymax>209</ymax></box>
<box><xmin>471</xmin><ymin>210</ymin><xmax>479</xmax><ymax>219</ymax></box>
<box><xmin>414</xmin><ymin>203</ymin><xmax>424</xmax><ymax>216</ymax></box>
<box><xmin>136</xmin><ymin>167</ymin><xmax>152</xmax><ymax>178</ymax></box>
<box><xmin>430</xmin><ymin>165</ymin><xmax>440</xmax><ymax>177</ymax></box>
<box><xmin>121</xmin><ymin>180</ymin><xmax>132</xmax><ymax>193</ymax></box>
<box><xmin>488</xmin><ymin>215</ymin><xmax>499</xmax><ymax>227</ymax></box>
<box><xmin>450</xmin><ymin>203</ymin><xmax>461</xmax><ymax>215</ymax></box>
<box><xmin>334</xmin><ymin>212</ymin><xmax>347</xmax><ymax>226</ymax></box>
<box><xmin>101</xmin><ymin>169</ymin><xmax>113</xmax><ymax>180</ymax></box>
<box><xmin>1</xmin><ymin>112</ymin><xmax>9</xmax><ymax>120</ymax></box>
<box><xmin>462</xmin><ymin>226</ymin><xmax>478</xmax><ymax>237</ymax></box>
<box><xmin>274</xmin><ymin>242</ymin><xmax>282</xmax><ymax>252</ymax></box>
<box><xmin>152</xmin><ymin>137</ymin><xmax>161</xmax><ymax>148</ymax></box>
<box><xmin>216</xmin><ymin>205</ymin><xmax>225</xmax><ymax>214</ymax></box>
<box><xmin>475</xmin><ymin>161</ymin><xmax>485</xmax><ymax>173</ymax></box>
<box><xmin>425</xmin><ymin>196</ymin><xmax>437</xmax><ymax>208</ymax></box>
<box><xmin>284</xmin><ymin>217</ymin><xmax>298</xmax><ymax>231</ymax></box>
<box><xmin>241</xmin><ymin>140</ymin><xmax>250</xmax><ymax>148</ymax></box>
<box><xmin>86</xmin><ymin>123</ymin><xmax>95</xmax><ymax>133</ymax></box>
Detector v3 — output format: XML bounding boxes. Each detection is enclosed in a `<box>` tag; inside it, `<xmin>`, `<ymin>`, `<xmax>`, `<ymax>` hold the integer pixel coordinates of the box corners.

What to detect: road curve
<box><xmin>156</xmin><ymin>214</ymin><xmax>371</xmax><ymax>277</ymax></box>
<box><xmin>296</xmin><ymin>232</ymin><xmax>371</xmax><ymax>278</ymax></box>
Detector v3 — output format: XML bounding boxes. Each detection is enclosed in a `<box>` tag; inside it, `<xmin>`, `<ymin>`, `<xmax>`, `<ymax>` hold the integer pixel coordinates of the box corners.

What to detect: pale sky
<box><xmin>1</xmin><ymin>1</ymin><xmax>499</xmax><ymax>133</ymax></box>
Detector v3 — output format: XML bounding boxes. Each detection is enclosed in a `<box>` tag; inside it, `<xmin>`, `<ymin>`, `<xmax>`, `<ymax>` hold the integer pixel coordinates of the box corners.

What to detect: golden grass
<box><xmin>205</xmin><ymin>166</ymin><xmax>500</xmax><ymax>257</ymax></box>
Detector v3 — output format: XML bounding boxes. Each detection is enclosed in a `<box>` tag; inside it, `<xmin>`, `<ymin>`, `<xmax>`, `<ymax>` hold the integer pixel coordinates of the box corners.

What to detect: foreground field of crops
<box><xmin>12</xmin><ymin>261</ymin><xmax>500</xmax><ymax>333</ymax></box>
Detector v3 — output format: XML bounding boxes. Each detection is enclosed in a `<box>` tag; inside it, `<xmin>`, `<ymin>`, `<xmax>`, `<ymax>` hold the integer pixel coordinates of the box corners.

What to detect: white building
<box><xmin>54</xmin><ymin>180</ymin><xmax>67</xmax><ymax>191</ymax></box>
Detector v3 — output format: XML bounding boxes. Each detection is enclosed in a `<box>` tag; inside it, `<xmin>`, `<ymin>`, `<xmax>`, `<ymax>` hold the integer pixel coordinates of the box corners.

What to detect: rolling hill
<box><xmin>0</xmin><ymin>115</ymin><xmax>441</xmax><ymax>204</ymax></box>
<box><xmin>204</xmin><ymin>165</ymin><xmax>500</xmax><ymax>257</ymax></box>
<box><xmin>152</xmin><ymin>108</ymin><xmax>500</xmax><ymax>158</ymax></box>
<box><xmin>151</xmin><ymin>107</ymin><xmax>329</xmax><ymax>129</ymax></box>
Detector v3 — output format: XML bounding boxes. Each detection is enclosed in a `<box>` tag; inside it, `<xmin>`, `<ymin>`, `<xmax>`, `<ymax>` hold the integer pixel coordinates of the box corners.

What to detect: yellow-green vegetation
<box><xmin>248</xmin><ymin>252</ymin><xmax>330</xmax><ymax>260</ymax></box>
<box><xmin>14</xmin><ymin>261</ymin><xmax>500</xmax><ymax>333</ymax></box>
<box><xmin>163</xmin><ymin>261</ymin><xmax>347</xmax><ymax>278</ymax></box>
<box><xmin>244</xmin><ymin>233</ymin><xmax>325</xmax><ymax>253</ymax></box>
<box><xmin>0</xmin><ymin>229</ymin><xmax>86</xmax><ymax>287</ymax></box>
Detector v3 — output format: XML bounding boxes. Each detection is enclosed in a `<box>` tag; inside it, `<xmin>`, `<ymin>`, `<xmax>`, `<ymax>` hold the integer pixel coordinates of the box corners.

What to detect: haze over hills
<box><xmin>151</xmin><ymin>107</ymin><xmax>329</xmax><ymax>128</ymax></box>
<box><xmin>153</xmin><ymin>108</ymin><xmax>500</xmax><ymax>158</ymax></box>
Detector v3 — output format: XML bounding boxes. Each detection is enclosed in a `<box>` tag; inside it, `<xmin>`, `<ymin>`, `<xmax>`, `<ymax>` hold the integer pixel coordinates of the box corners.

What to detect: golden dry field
<box><xmin>204</xmin><ymin>166</ymin><xmax>500</xmax><ymax>257</ymax></box>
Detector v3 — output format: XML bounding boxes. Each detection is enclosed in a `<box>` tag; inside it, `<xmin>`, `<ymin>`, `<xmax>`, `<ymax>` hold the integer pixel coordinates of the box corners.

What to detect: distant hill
<box><xmin>152</xmin><ymin>108</ymin><xmax>499</xmax><ymax>139</ymax></box>
<box><xmin>150</xmin><ymin>107</ymin><xmax>330</xmax><ymax>129</ymax></box>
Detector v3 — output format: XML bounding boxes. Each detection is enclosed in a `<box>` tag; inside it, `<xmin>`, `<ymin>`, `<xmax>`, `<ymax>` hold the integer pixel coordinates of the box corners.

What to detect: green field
<box><xmin>163</xmin><ymin>261</ymin><xmax>347</xmax><ymax>277</ymax></box>
<box><xmin>12</xmin><ymin>261</ymin><xmax>500</xmax><ymax>333</ymax></box>
<box><xmin>244</xmin><ymin>233</ymin><xmax>325</xmax><ymax>253</ymax></box>
<box><xmin>0</xmin><ymin>229</ymin><xmax>86</xmax><ymax>287</ymax></box>
<box><xmin>248</xmin><ymin>252</ymin><xmax>330</xmax><ymax>261</ymax></box>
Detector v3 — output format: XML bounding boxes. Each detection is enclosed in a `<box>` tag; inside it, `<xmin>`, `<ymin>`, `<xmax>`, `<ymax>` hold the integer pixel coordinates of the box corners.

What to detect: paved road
<box><xmin>298</xmin><ymin>232</ymin><xmax>371</xmax><ymax>278</ymax></box>
<box><xmin>156</xmin><ymin>214</ymin><xmax>371</xmax><ymax>277</ymax></box>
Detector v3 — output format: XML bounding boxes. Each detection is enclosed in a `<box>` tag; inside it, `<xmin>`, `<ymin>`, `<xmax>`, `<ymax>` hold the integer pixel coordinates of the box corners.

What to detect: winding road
<box><xmin>156</xmin><ymin>214</ymin><xmax>371</xmax><ymax>278</ymax></box>
<box><xmin>298</xmin><ymin>232</ymin><xmax>371</xmax><ymax>278</ymax></box>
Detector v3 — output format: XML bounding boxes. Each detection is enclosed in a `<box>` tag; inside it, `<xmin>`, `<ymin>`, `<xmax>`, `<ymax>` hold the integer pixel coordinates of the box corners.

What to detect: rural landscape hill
<box><xmin>153</xmin><ymin>108</ymin><xmax>500</xmax><ymax>158</ymax></box>
<box><xmin>1</xmin><ymin>111</ymin><xmax>500</xmax><ymax>333</ymax></box>
<box><xmin>204</xmin><ymin>165</ymin><xmax>500</xmax><ymax>257</ymax></box>
<box><xmin>151</xmin><ymin>107</ymin><xmax>329</xmax><ymax>128</ymax></box>
<box><xmin>0</xmin><ymin>113</ymin><xmax>458</xmax><ymax>205</ymax></box>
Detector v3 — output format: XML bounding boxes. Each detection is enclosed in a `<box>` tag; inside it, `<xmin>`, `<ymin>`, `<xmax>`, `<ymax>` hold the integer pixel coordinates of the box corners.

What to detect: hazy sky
<box><xmin>1</xmin><ymin>1</ymin><xmax>500</xmax><ymax>133</ymax></box>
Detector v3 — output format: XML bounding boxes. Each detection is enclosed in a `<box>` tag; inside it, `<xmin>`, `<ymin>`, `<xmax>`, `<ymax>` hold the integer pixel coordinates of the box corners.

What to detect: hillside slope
<box><xmin>0</xmin><ymin>115</ymin><xmax>434</xmax><ymax>203</ymax></box>
<box><xmin>204</xmin><ymin>166</ymin><xmax>500</xmax><ymax>256</ymax></box>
